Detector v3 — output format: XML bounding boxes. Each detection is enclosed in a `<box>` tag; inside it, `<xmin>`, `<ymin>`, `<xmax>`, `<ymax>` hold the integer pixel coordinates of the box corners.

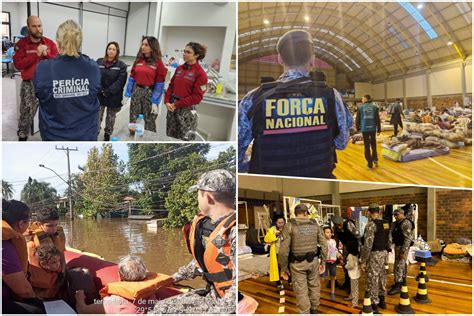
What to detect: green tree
<box><xmin>20</xmin><ymin>177</ymin><xmax>58</xmax><ymax>211</ymax></box>
<box><xmin>2</xmin><ymin>180</ymin><xmax>15</xmax><ymax>200</ymax></box>
<box><xmin>75</xmin><ymin>144</ymin><xmax>127</xmax><ymax>218</ymax></box>
<box><xmin>163</xmin><ymin>146</ymin><xmax>236</xmax><ymax>228</ymax></box>
<box><xmin>127</xmin><ymin>144</ymin><xmax>210</xmax><ymax>210</ymax></box>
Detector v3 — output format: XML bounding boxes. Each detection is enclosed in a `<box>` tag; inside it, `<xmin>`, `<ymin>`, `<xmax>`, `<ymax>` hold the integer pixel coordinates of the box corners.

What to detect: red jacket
<box><xmin>13</xmin><ymin>36</ymin><xmax>58</xmax><ymax>80</ymax></box>
<box><xmin>130</xmin><ymin>58</ymin><xmax>167</xmax><ymax>86</ymax></box>
<box><xmin>165</xmin><ymin>62</ymin><xmax>208</xmax><ymax>108</ymax></box>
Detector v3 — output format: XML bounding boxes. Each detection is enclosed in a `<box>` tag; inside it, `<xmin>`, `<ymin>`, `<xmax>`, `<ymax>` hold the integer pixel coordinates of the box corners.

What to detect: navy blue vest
<box><xmin>248</xmin><ymin>78</ymin><xmax>338</xmax><ymax>178</ymax></box>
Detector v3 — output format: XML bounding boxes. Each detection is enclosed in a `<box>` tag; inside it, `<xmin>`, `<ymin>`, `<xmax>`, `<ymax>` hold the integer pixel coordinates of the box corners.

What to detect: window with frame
<box><xmin>2</xmin><ymin>12</ymin><xmax>11</xmax><ymax>40</ymax></box>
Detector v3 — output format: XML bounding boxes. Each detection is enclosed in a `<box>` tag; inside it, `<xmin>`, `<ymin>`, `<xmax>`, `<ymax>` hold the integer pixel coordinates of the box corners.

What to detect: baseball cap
<box><xmin>188</xmin><ymin>169</ymin><xmax>235</xmax><ymax>194</ymax></box>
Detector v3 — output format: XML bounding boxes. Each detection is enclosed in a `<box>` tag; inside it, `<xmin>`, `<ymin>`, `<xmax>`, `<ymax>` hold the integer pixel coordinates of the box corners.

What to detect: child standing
<box><xmin>344</xmin><ymin>241</ymin><xmax>360</xmax><ymax>307</ymax></box>
<box><xmin>322</xmin><ymin>227</ymin><xmax>342</xmax><ymax>301</ymax></box>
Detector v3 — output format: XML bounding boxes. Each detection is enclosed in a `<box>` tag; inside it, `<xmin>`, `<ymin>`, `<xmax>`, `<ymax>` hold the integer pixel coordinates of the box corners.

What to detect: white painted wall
<box><xmin>3</xmin><ymin>2</ymin><xmax>28</xmax><ymax>38</ymax></box>
<box><xmin>38</xmin><ymin>3</ymin><xmax>80</xmax><ymax>42</ymax></box>
<box><xmin>124</xmin><ymin>2</ymin><xmax>151</xmax><ymax>56</ymax></box>
<box><xmin>406</xmin><ymin>74</ymin><xmax>427</xmax><ymax>97</ymax></box>
<box><xmin>373</xmin><ymin>82</ymin><xmax>385</xmax><ymax>100</ymax></box>
<box><xmin>430</xmin><ymin>67</ymin><xmax>462</xmax><ymax>95</ymax></box>
<box><xmin>465</xmin><ymin>63</ymin><xmax>472</xmax><ymax>94</ymax></box>
<box><xmin>354</xmin><ymin>82</ymin><xmax>372</xmax><ymax>99</ymax></box>
<box><xmin>161</xmin><ymin>26</ymin><xmax>226</xmax><ymax>65</ymax></box>
<box><xmin>386</xmin><ymin>79</ymin><xmax>403</xmax><ymax>99</ymax></box>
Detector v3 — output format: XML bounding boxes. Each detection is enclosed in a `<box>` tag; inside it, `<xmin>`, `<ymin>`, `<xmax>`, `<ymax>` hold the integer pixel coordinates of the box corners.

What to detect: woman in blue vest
<box><xmin>97</xmin><ymin>42</ymin><xmax>128</xmax><ymax>141</ymax></box>
<box><xmin>34</xmin><ymin>20</ymin><xmax>101</xmax><ymax>141</ymax></box>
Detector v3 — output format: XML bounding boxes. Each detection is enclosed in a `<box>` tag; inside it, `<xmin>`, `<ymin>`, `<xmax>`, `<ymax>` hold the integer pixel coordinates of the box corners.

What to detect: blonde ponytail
<box><xmin>56</xmin><ymin>20</ymin><xmax>82</xmax><ymax>57</ymax></box>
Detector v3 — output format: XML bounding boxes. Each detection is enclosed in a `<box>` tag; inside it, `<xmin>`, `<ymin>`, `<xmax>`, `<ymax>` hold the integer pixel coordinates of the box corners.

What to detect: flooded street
<box><xmin>61</xmin><ymin>217</ymin><xmax>205</xmax><ymax>288</ymax></box>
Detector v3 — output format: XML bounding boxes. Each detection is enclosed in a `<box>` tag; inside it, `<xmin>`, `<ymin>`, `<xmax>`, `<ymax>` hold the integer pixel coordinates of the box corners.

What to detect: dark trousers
<box><xmin>2</xmin><ymin>297</ymin><xmax>46</xmax><ymax>314</ymax></box>
<box><xmin>393</xmin><ymin>121</ymin><xmax>403</xmax><ymax>136</ymax></box>
<box><xmin>362</xmin><ymin>131</ymin><xmax>378</xmax><ymax>167</ymax></box>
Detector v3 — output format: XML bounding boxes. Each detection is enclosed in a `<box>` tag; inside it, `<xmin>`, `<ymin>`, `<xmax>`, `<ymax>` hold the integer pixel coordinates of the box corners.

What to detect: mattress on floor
<box><xmin>382</xmin><ymin>144</ymin><xmax>410</xmax><ymax>161</ymax></box>
<box><xmin>399</xmin><ymin>147</ymin><xmax>449</xmax><ymax>162</ymax></box>
<box><xmin>439</xmin><ymin>139</ymin><xmax>465</xmax><ymax>148</ymax></box>
<box><xmin>381</xmin><ymin>124</ymin><xmax>394</xmax><ymax>131</ymax></box>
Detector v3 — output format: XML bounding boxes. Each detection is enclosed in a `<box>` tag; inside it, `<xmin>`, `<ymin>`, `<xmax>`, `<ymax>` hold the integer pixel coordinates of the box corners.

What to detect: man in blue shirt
<box><xmin>238</xmin><ymin>29</ymin><xmax>353</xmax><ymax>178</ymax></box>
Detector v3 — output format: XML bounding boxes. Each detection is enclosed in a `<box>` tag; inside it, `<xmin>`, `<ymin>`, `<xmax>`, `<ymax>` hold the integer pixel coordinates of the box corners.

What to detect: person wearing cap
<box><xmin>387</xmin><ymin>208</ymin><xmax>414</xmax><ymax>295</ymax></box>
<box><xmin>151</xmin><ymin>169</ymin><xmax>236</xmax><ymax>314</ymax></box>
<box><xmin>278</xmin><ymin>204</ymin><xmax>327</xmax><ymax>314</ymax></box>
<box><xmin>360</xmin><ymin>203</ymin><xmax>390</xmax><ymax>313</ymax></box>
<box><xmin>331</xmin><ymin>215</ymin><xmax>360</xmax><ymax>292</ymax></box>
<box><xmin>238</xmin><ymin>29</ymin><xmax>353</xmax><ymax>178</ymax></box>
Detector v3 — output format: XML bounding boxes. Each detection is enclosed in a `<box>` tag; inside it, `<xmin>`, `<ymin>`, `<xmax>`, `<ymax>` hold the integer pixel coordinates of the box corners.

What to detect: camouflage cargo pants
<box><xmin>365</xmin><ymin>250</ymin><xmax>387</xmax><ymax>305</ymax></box>
<box><xmin>151</xmin><ymin>289</ymin><xmax>235</xmax><ymax>314</ymax></box>
<box><xmin>394</xmin><ymin>246</ymin><xmax>408</xmax><ymax>283</ymax></box>
<box><xmin>166</xmin><ymin>107</ymin><xmax>198</xmax><ymax>141</ymax></box>
<box><xmin>130</xmin><ymin>85</ymin><xmax>157</xmax><ymax>132</ymax></box>
<box><xmin>99</xmin><ymin>106</ymin><xmax>121</xmax><ymax>135</ymax></box>
<box><xmin>290</xmin><ymin>259</ymin><xmax>320</xmax><ymax>314</ymax></box>
<box><xmin>18</xmin><ymin>80</ymin><xmax>39</xmax><ymax>138</ymax></box>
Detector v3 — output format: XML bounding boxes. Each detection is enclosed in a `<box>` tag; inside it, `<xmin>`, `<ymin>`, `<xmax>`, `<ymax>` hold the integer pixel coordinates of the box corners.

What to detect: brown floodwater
<box><xmin>61</xmin><ymin>217</ymin><xmax>204</xmax><ymax>288</ymax></box>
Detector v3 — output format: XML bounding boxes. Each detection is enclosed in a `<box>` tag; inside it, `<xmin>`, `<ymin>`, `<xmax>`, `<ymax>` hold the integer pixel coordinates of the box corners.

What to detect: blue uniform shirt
<box><xmin>34</xmin><ymin>54</ymin><xmax>101</xmax><ymax>141</ymax></box>
<box><xmin>238</xmin><ymin>69</ymin><xmax>353</xmax><ymax>172</ymax></box>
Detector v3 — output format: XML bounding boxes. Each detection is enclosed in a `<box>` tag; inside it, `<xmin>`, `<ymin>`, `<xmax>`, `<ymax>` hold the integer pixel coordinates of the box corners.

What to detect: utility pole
<box><xmin>55</xmin><ymin>146</ymin><xmax>78</xmax><ymax>220</ymax></box>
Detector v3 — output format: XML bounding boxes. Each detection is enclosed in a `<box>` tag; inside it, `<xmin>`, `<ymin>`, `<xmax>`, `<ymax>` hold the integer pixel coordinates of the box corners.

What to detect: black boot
<box><xmin>19</xmin><ymin>136</ymin><xmax>27</xmax><ymax>141</ymax></box>
<box><xmin>378</xmin><ymin>296</ymin><xmax>386</xmax><ymax>309</ymax></box>
<box><xmin>104</xmin><ymin>133</ymin><xmax>110</xmax><ymax>141</ymax></box>
<box><xmin>388</xmin><ymin>282</ymin><xmax>402</xmax><ymax>295</ymax></box>
<box><xmin>371</xmin><ymin>303</ymin><xmax>380</xmax><ymax>314</ymax></box>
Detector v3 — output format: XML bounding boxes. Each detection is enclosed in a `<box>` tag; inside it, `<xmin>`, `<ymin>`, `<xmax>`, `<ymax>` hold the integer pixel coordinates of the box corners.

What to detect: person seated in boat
<box><xmin>2</xmin><ymin>199</ymin><xmax>46</xmax><ymax>314</ymax></box>
<box><xmin>26</xmin><ymin>208</ymin><xmax>66</xmax><ymax>260</ymax></box>
<box><xmin>75</xmin><ymin>255</ymin><xmax>172</xmax><ymax>314</ymax></box>
<box><xmin>29</xmin><ymin>244</ymin><xmax>65</xmax><ymax>299</ymax></box>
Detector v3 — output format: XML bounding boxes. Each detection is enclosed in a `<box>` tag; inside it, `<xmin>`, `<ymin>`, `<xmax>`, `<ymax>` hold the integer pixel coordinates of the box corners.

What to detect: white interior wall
<box><xmin>3</xmin><ymin>2</ymin><xmax>25</xmax><ymax>37</ymax></box>
<box><xmin>38</xmin><ymin>3</ymin><xmax>80</xmax><ymax>42</ymax></box>
<box><xmin>372</xmin><ymin>83</ymin><xmax>385</xmax><ymax>100</ymax></box>
<box><xmin>161</xmin><ymin>26</ymin><xmax>226</xmax><ymax>65</ymax></box>
<box><xmin>124</xmin><ymin>2</ymin><xmax>151</xmax><ymax>56</ymax></box>
<box><xmin>159</xmin><ymin>2</ymin><xmax>236</xmax><ymax>80</ymax></box>
<box><xmin>430</xmin><ymin>67</ymin><xmax>462</xmax><ymax>96</ymax></box>
<box><xmin>386</xmin><ymin>79</ymin><xmax>403</xmax><ymax>99</ymax></box>
<box><xmin>239</xmin><ymin>176</ymin><xmax>402</xmax><ymax>197</ymax></box>
<box><xmin>464</xmin><ymin>63</ymin><xmax>472</xmax><ymax>94</ymax></box>
<box><xmin>354</xmin><ymin>82</ymin><xmax>372</xmax><ymax>99</ymax></box>
<box><xmin>405</xmin><ymin>74</ymin><xmax>427</xmax><ymax>97</ymax></box>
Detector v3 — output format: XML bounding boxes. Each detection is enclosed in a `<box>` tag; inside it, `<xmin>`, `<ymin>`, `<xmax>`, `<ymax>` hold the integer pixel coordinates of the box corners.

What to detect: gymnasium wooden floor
<box><xmin>333</xmin><ymin>132</ymin><xmax>472</xmax><ymax>188</ymax></box>
<box><xmin>239</xmin><ymin>259</ymin><xmax>472</xmax><ymax>314</ymax></box>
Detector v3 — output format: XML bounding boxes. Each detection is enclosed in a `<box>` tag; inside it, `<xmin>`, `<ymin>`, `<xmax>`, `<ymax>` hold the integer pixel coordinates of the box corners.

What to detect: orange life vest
<box><xmin>189</xmin><ymin>212</ymin><xmax>235</xmax><ymax>298</ymax></box>
<box><xmin>99</xmin><ymin>272</ymin><xmax>173</xmax><ymax>300</ymax></box>
<box><xmin>28</xmin><ymin>263</ymin><xmax>60</xmax><ymax>298</ymax></box>
<box><xmin>2</xmin><ymin>220</ymin><xmax>28</xmax><ymax>273</ymax></box>
<box><xmin>25</xmin><ymin>222</ymin><xmax>66</xmax><ymax>254</ymax></box>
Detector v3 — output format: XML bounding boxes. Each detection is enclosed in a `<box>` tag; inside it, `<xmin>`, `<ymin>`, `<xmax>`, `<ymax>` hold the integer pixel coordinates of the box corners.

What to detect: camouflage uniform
<box><xmin>151</xmin><ymin>225</ymin><xmax>236</xmax><ymax>314</ymax></box>
<box><xmin>152</xmin><ymin>169</ymin><xmax>236</xmax><ymax>314</ymax></box>
<box><xmin>18</xmin><ymin>80</ymin><xmax>40</xmax><ymax>138</ymax></box>
<box><xmin>166</xmin><ymin>107</ymin><xmax>198</xmax><ymax>141</ymax></box>
<box><xmin>130</xmin><ymin>85</ymin><xmax>157</xmax><ymax>132</ymax></box>
<box><xmin>279</xmin><ymin>218</ymin><xmax>328</xmax><ymax>314</ymax></box>
<box><xmin>390</xmin><ymin>219</ymin><xmax>413</xmax><ymax>282</ymax></box>
<box><xmin>98</xmin><ymin>106</ymin><xmax>121</xmax><ymax>136</ymax></box>
<box><xmin>360</xmin><ymin>221</ymin><xmax>387</xmax><ymax>305</ymax></box>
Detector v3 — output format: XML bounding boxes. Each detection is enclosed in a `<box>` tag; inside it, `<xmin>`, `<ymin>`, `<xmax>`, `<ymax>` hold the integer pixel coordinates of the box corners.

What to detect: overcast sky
<box><xmin>2</xmin><ymin>142</ymin><xmax>233</xmax><ymax>200</ymax></box>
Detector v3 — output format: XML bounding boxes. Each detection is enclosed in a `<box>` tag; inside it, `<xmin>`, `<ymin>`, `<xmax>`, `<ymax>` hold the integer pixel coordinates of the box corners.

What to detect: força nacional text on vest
<box><xmin>264</xmin><ymin>97</ymin><xmax>327</xmax><ymax>133</ymax></box>
<box><xmin>52</xmin><ymin>78</ymin><xmax>90</xmax><ymax>98</ymax></box>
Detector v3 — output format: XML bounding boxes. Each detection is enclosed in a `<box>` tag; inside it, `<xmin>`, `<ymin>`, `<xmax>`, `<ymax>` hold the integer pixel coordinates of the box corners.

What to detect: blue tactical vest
<box><xmin>360</xmin><ymin>103</ymin><xmax>377</xmax><ymax>133</ymax></box>
<box><xmin>248</xmin><ymin>77</ymin><xmax>338</xmax><ymax>178</ymax></box>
